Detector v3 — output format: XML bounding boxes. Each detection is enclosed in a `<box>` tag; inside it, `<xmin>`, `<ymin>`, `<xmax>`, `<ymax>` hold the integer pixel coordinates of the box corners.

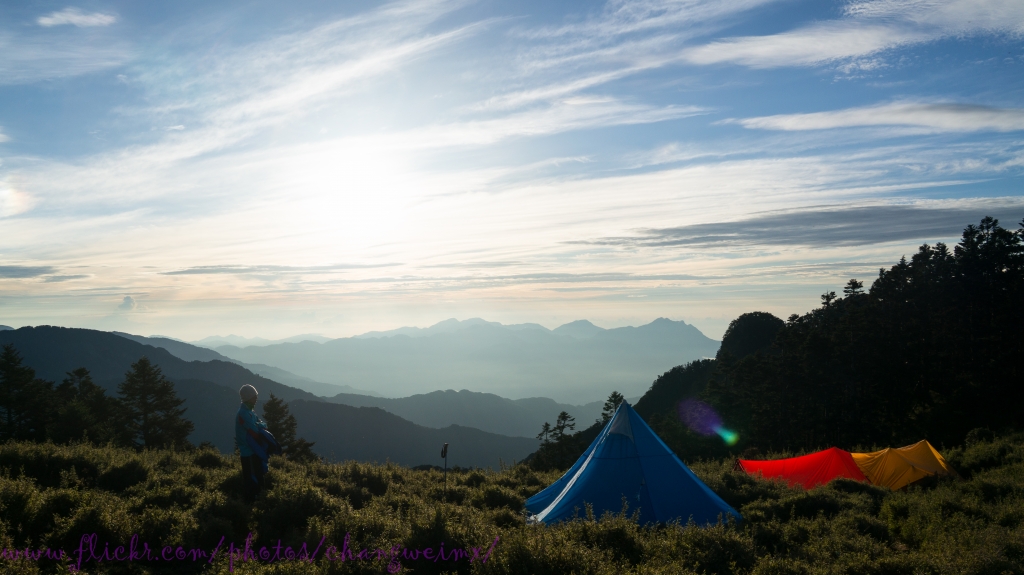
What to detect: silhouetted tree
<box><xmin>536</xmin><ymin>422</ymin><xmax>552</xmax><ymax>445</ymax></box>
<box><xmin>716</xmin><ymin>312</ymin><xmax>785</xmax><ymax>361</ymax></box>
<box><xmin>0</xmin><ymin>344</ymin><xmax>54</xmax><ymax>442</ymax></box>
<box><xmin>51</xmin><ymin>367</ymin><xmax>120</xmax><ymax>444</ymax></box>
<box><xmin>262</xmin><ymin>393</ymin><xmax>317</xmax><ymax>463</ymax></box>
<box><xmin>552</xmin><ymin>411</ymin><xmax>575</xmax><ymax>440</ymax></box>
<box><xmin>118</xmin><ymin>357</ymin><xmax>193</xmax><ymax>449</ymax></box>
<box><xmin>530</xmin><ymin>411</ymin><xmax>586</xmax><ymax>471</ymax></box>
<box><xmin>600</xmin><ymin>391</ymin><xmax>625</xmax><ymax>423</ymax></box>
<box><xmin>843</xmin><ymin>279</ymin><xmax>864</xmax><ymax>297</ymax></box>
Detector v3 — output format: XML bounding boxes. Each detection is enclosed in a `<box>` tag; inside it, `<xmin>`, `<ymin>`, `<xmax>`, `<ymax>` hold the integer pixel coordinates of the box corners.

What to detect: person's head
<box><xmin>239</xmin><ymin>384</ymin><xmax>258</xmax><ymax>407</ymax></box>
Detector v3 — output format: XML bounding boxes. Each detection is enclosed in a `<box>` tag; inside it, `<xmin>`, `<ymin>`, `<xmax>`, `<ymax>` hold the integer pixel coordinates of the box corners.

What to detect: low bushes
<box><xmin>0</xmin><ymin>435</ymin><xmax>1022</xmax><ymax>574</ymax></box>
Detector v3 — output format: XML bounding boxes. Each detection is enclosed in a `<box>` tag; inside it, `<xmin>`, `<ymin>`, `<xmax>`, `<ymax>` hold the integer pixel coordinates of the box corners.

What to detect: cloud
<box><xmin>681</xmin><ymin>0</ymin><xmax>1024</xmax><ymax>69</ymax></box>
<box><xmin>161</xmin><ymin>264</ymin><xmax>400</xmax><ymax>276</ymax></box>
<box><xmin>682</xmin><ymin>23</ymin><xmax>927</xmax><ymax>68</ymax></box>
<box><xmin>117</xmin><ymin>295</ymin><xmax>137</xmax><ymax>310</ymax></box>
<box><xmin>0</xmin><ymin>128</ymin><xmax>8</xmax><ymax>143</ymax></box>
<box><xmin>0</xmin><ymin>31</ymin><xmax>130</xmax><ymax>85</ymax></box>
<box><xmin>491</xmin><ymin>0</ymin><xmax>780</xmax><ymax>110</ymax></box>
<box><xmin>43</xmin><ymin>275</ymin><xmax>89</xmax><ymax>282</ymax></box>
<box><xmin>732</xmin><ymin>103</ymin><xmax>1024</xmax><ymax>132</ymax></box>
<box><xmin>0</xmin><ymin>265</ymin><xmax>55</xmax><ymax>279</ymax></box>
<box><xmin>37</xmin><ymin>8</ymin><xmax>117</xmax><ymax>27</ymax></box>
<box><xmin>578</xmin><ymin>202</ymin><xmax>1024</xmax><ymax>249</ymax></box>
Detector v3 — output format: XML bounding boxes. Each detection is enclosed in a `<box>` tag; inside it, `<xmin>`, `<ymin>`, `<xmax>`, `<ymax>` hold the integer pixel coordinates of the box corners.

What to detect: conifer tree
<box><xmin>51</xmin><ymin>367</ymin><xmax>118</xmax><ymax>444</ymax></box>
<box><xmin>552</xmin><ymin>411</ymin><xmax>575</xmax><ymax>440</ymax></box>
<box><xmin>262</xmin><ymin>393</ymin><xmax>317</xmax><ymax>463</ymax></box>
<box><xmin>118</xmin><ymin>357</ymin><xmax>193</xmax><ymax>449</ymax></box>
<box><xmin>536</xmin><ymin>422</ymin><xmax>552</xmax><ymax>445</ymax></box>
<box><xmin>600</xmin><ymin>391</ymin><xmax>625</xmax><ymax>423</ymax></box>
<box><xmin>0</xmin><ymin>344</ymin><xmax>54</xmax><ymax>441</ymax></box>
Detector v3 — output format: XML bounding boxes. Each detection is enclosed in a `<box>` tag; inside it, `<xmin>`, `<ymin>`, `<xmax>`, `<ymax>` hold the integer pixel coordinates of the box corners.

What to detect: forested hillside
<box><xmin>0</xmin><ymin>329</ymin><xmax>538</xmax><ymax>467</ymax></box>
<box><xmin>644</xmin><ymin>216</ymin><xmax>1024</xmax><ymax>461</ymax></box>
<box><xmin>533</xmin><ymin>216</ymin><xmax>1024</xmax><ymax>465</ymax></box>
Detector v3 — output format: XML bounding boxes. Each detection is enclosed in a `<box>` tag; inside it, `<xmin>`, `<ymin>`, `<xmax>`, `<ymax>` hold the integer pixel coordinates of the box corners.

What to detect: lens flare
<box><xmin>677</xmin><ymin>399</ymin><xmax>739</xmax><ymax>446</ymax></box>
<box><xmin>714</xmin><ymin>426</ymin><xmax>740</xmax><ymax>446</ymax></box>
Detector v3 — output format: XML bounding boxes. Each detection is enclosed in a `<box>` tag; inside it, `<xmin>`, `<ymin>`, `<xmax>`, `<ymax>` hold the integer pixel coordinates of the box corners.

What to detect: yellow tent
<box><xmin>851</xmin><ymin>440</ymin><xmax>957</xmax><ymax>490</ymax></box>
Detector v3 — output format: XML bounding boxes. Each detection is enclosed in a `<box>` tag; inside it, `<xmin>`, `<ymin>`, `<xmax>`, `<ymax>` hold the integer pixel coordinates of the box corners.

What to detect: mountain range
<box><xmin>0</xmin><ymin>317</ymin><xmax>719</xmax><ymax>466</ymax></box>
<box><xmin>0</xmin><ymin>326</ymin><xmax>537</xmax><ymax>467</ymax></box>
<box><xmin>109</xmin><ymin>332</ymin><xmax>642</xmax><ymax>436</ymax></box>
<box><xmin>113</xmin><ymin>332</ymin><xmax>381</xmax><ymax>397</ymax></box>
<box><xmin>192</xmin><ymin>333</ymin><xmax>333</xmax><ymax>348</ymax></box>
<box><xmin>321</xmin><ymin>390</ymin><xmax>636</xmax><ymax>438</ymax></box>
<box><xmin>210</xmin><ymin>317</ymin><xmax>718</xmax><ymax>402</ymax></box>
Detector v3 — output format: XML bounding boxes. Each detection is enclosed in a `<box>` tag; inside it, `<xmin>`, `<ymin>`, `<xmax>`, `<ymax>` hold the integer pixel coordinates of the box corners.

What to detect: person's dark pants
<box><xmin>240</xmin><ymin>454</ymin><xmax>265</xmax><ymax>503</ymax></box>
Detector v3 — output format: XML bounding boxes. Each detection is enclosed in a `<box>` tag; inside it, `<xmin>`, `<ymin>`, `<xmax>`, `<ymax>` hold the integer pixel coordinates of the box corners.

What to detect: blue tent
<box><xmin>525</xmin><ymin>402</ymin><xmax>740</xmax><ymax>525</ymax></box>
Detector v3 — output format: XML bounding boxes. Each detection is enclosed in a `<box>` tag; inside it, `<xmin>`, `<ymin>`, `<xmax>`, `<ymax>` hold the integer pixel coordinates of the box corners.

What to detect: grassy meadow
<box><xmin>1</xmin><ymin>433</ymin><xmax>1023</xmax><ymax>574</ymax></box>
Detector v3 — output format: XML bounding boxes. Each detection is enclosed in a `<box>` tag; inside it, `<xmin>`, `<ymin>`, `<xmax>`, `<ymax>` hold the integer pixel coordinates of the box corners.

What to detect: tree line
<box><xmin>0</xmin><ymin>349</ymin><xmax>316</xmax><ymax>461</ymax></box>
<box><xmin>534</xmin><ymin>216</ymin><xmax>1024</xmax><ymax>465</ymax></box>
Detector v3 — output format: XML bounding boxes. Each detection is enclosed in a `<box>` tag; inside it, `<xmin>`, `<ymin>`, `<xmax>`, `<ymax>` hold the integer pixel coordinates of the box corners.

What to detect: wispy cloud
<box><xmin>732</xmin><ymin>102</ymin><xmax>1024</xmax><ymax>132</ymax></box>
<box><xmin>37</xmin><ymin>8</ymin><xmax>117</xmax><ymax>27</ymax></box>
<box><xmin>0</xmin><ymin>265</ymin><xmax>55</xmax><ymax>279</ymax></box>
<box><xmin>683</xmin><ymin>23</ymin><xmax>927</xmax><ymax>68</ymax></box>
<box><xmin>578</xmin><ymin>201</ymin><xmax>1024</xmax><ymax>249</ymax></box>
<box><xmin>162</xmin><ymin>264</ymin><xmax>400</xmax><ymax>276</ymax></box>
<box><xmin>43</xmin><ymin>275</ymin><xmax>89</xmax><ymax>283</ymax></box>
<box><xmin>472</xmin><ymin>0</ymin><xmax>780</xmax><ymax>114</ymax></box>
<box><xmin>0</xmin><ymin>128</ymin><xmax>8</xmax><ymax>143</ymax></box>
<box><xmin>0</xmin><ymin>12</ymin><xmax>130</xmax><ymax>85</ymax></box>
<box><xmin>682</xmin><ymin>0</ymin><xmax>1024</xmax><ymax>69</ymax></box>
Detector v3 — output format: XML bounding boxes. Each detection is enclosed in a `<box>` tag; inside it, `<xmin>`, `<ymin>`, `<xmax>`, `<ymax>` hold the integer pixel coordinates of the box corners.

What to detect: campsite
<box><xmin>3</xmin><ymin>0</ymin><xmax>1024</xmax><ymax>570</ymax></box>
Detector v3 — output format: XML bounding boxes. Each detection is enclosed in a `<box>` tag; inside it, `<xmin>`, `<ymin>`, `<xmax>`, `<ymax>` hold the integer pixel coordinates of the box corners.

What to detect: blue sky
<box><xmin>1</xmin><ymin>0</ymin><xmax>1023</xmax><ymax>340</ymax></box>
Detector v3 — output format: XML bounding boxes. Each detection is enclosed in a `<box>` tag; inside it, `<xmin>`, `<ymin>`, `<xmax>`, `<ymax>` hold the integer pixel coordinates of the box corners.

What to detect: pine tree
<box><xmin>600</xmin><ymin>391</ymin><xmax>625</xmax><ymax>423</ymax></box>
<box><xmin>0</xmin><ymin>344</ymin><xmax>54</xmax><ymax>441</ymax></box>
<box><xmin>262</xmin><ymin>393</ymin><xmax>317</xmax><ymax>463</ymax></box>
<box><xmin>536</xmin><ymin>422</ymin><xmax>552</xmax><ymax>445</ymax></box>
<box><xmin>51</xmin><ymin>368</ymin><xmax>118</xmax><ymax>444</ymax></box>
<box><xmin>843</xmin><ymin>278</ymin><xmax>865</xmax><ymax>297</ymax></box>
<box><xmin>552</xmin><ymin>411</ymin><xmax>575</xmax><ymax>440</ymax></box>
<box><xmin>118</xmin><ymin>357</ymin><xmax>193</xmax><ymax>449</ymax></box>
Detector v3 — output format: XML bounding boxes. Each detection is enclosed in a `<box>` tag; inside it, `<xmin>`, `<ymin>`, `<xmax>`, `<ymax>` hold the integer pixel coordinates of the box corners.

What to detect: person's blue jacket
<box><xmin>235</xmin><ymin>403</ymin><xmax>267</xmax><ymax>456</ymax></box>
<box><xmin>235</xmin><ymin>403</ymin><xmax>282</xmax><ymax>477</ymax></box>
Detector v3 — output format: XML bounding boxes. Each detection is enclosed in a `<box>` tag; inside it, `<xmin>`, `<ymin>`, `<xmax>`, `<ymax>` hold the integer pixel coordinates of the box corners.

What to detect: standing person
<box><xmin>235</xmin><ymin>385</ymin><xmax>281</xmax><ymax>503</ymax></box>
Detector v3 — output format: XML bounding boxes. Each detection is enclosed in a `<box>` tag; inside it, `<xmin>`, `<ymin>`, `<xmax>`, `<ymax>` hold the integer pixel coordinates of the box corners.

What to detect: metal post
<box><xmin>441</xmin><ymin>443</ymin><xmax>449</xmax><ymax>502</ymax></box>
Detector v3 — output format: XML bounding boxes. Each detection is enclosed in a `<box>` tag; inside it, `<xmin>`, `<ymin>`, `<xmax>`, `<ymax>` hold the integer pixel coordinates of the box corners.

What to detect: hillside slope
<box><xmin>0</xmin><ymin>326</ymin><xmax>536</xmax><ymax>466</ymax></box>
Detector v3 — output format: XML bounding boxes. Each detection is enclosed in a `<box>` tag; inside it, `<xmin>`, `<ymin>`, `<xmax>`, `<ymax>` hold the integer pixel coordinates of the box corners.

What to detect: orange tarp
<box><xmin>851</xmin><ymin>440</ymin><xmax>957</xmax><ymax>490</ymax></box>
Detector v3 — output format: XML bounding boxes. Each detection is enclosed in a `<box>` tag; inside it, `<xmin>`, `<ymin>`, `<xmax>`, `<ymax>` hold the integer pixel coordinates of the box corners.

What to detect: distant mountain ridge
<box><xmin>324</xmin><ymin>390</ymin><xmax>630</xmax><ymax>438</ymax></box>
<box><xmin>214</xmin><ymin>317</ymin><xmax>719</xmax><ymax>402</ymax></box>
<box><xmin>119</xmin><ymin>332</ymin><xmax>629</xmax><ymax>436</ymax></box>
<box><xmin>113</xmin><ymin>332</ymin><xmax>381</xmax><ymax>397</ymax></box>
<box><xmin>192</xmin><ymin>333</ymin><xmax>332</xmax><ymax>348</ymax></box>
<box><xmin>0</xmin><ymin>326</ymin><xmax>535</xmax><ymax>467</ymax></box>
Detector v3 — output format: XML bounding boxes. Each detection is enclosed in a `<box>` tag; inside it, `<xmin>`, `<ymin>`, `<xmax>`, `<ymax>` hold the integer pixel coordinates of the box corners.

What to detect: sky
<box><xmin>1</xmin><ymin>0</ymin><xmax>1023</xmax><ymax>341</ymax></box>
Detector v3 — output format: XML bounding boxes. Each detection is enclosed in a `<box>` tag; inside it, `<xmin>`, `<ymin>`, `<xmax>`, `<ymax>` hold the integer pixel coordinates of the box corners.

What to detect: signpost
<box><xmin>441</xmin><ymin>443</ymin><xmax>449</xmax><ymax>502</ymax></box>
